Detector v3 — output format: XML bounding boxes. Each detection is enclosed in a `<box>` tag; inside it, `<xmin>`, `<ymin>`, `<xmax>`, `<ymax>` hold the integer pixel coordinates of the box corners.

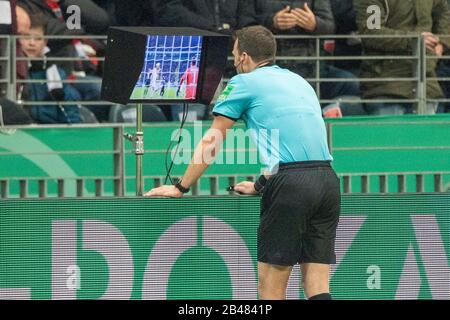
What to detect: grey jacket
<box><xmin>255</xmin><ymin>0</ymin><xmax>335</xmax><ymax>77</ymax></box>
<box><xmin>256</xmin><ymin>0</ymin><xmax>335</xmax><ymax>34</ymax></box>
<box><xmin>255</xmin><ymin>0</ymin><xmax>335</xmax><ymax>57</ymax></box>
<box><xmin>354</xmin><ymin>0</ymin><xmax>450</xmax><ymax>99</ymax></box>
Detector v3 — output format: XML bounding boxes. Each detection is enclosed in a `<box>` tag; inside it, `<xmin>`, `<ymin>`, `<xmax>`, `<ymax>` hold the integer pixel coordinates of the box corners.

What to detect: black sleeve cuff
<box><xmin>213</xmin><ymin>112</ymin><xmax>239</xmax><ymax>122</ymax></box>
<box><xmin>254</xmin><ymin>175</ymin><xmax>268</xmax><ymax>193</ymax></box>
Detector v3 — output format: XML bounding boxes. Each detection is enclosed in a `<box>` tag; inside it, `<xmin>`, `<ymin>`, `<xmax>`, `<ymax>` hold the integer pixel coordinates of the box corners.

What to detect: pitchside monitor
<box><xmin>101</xmin><ymin>27</ymin><xmax>230</xmax><ymax>105</ymax></box>
<box><xmin>130</xmin><ymin>35</ymin><xmax>203</xmax><ymax>101</ymax></box>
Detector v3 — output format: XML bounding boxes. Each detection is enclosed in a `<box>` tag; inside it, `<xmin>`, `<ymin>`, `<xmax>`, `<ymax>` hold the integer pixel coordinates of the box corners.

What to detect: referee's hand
<box><xmin>234</xmin><ymin>181</ymin><xmax>259</xmax><ymax>195</ymax></box>
<box><xmin>144</xmin><ymin>185</ymin><xmax>183</xmax><ymax>198</ymax></box>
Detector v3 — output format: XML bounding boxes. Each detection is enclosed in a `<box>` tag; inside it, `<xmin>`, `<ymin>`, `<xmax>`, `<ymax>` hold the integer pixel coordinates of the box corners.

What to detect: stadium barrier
<box><xmin>0</xmin><ymin>194</ymin><xmax>448</xmax><ymax>300</ymax></box>
<box><xmin>0</xmin><ymin>115</ymin><xmax>449</xmax><ymax>198</ymax></box>
<box><xmin>0</xmin><ymin>36</ymin><xmax>10</xmax><ymax>98</ymax></box>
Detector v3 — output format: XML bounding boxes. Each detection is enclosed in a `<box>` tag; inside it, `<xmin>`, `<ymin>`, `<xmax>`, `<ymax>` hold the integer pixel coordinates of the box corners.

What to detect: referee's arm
<box><xmin>179</xmin><ymin>115</ymin><xmax>235</xmax><ymax>188</ymax></box>
<box><xmin>144</xmin><ymin>115</ymin><xmax>235</xmax><ymax>197</ymax></box>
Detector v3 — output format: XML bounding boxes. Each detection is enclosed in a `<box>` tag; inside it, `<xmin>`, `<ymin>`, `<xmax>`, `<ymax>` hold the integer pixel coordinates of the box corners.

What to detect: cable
<box><xmin>164</xmin><ymin>103</ymin><xmax>189</xmax><ymax>184</ymax></box>
<box><xmin>164</xmin><ymin>103</ymin><xmax>188</xmax><ymax>184</ymax></box>
<box><xmin>0</xmin><ymin>104</ymin><xmax>4</xmax><ymax>128</ymax></box>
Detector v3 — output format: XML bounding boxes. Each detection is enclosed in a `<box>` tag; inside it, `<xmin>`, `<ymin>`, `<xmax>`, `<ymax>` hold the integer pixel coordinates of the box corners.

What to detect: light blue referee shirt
<box><xmin>213</xmin><ymin>65</ymin><xmax>332</xmax><ymax>172</ymax></box>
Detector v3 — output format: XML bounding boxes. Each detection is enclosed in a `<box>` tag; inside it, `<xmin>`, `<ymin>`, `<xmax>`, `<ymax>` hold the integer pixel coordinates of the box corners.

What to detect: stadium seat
<box><xmin>79</xmin><ymin>106</ymin><xmax>99</xmax><ymax>123</ymax></box>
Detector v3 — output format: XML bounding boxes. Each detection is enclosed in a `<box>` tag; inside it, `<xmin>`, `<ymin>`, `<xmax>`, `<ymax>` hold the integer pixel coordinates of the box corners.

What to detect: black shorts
<box><xmin>258</xmin><ymin>161</ymin><xmax>341</xmax><ymax>266</ymax></box>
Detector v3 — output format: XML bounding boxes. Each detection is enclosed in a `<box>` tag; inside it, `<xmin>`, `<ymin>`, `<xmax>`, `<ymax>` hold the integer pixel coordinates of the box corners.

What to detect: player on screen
<box><xmin>177</xmin><ymin>58</ymin><xmax>199</xmax><ymax>99</ymax></box>
<box><xmin>144</xmin><ymin>62</ymin><xmax>163</xmax><ymax>97</ymax></box>
<box><xmin>159</xmin><ymin>77</ymin><xmax>166</xmax><ymax>97</ymax></box>
<box><xmin>142</xmin><ymin>70</ymin><xmax>151</xmax><ymax>97</ymax></box>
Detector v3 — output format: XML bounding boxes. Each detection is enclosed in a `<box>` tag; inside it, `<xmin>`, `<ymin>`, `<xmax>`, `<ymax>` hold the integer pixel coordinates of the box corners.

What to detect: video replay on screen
<box><xmin>130</xmin><ymin>35</ymin><xmax>203</xmax><ymax>101</ymax></box>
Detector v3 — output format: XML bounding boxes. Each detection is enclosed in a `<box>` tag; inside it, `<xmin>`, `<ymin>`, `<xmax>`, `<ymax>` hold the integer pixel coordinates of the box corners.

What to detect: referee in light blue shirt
<box><xmin>212</xmin><ymin>55</ymin><xmax>333</xmax><ymax>173</ymax></box>
<box><xmin>146</xmin><ymin>26</ymin><xmax>340</xmax><ymax>300</ymax></box>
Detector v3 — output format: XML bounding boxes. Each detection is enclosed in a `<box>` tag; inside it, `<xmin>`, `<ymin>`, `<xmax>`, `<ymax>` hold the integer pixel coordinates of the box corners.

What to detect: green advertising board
<box><xmin>0</xmin><ymin>194</ymin><xmax>448</xmax><ymax>300</ymax></box>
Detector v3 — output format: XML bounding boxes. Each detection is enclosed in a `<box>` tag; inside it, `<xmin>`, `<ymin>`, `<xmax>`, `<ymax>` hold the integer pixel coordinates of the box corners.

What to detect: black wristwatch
<box><xmin>174</xmin><ymin>181</ymin><xmax>190</xmax><ymax>194</ymax></box>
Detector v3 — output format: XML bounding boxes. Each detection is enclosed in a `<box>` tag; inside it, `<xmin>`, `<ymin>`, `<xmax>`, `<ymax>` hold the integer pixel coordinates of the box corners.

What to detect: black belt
<box><xmin>278</xmin><ymin>160</ymin><xmax>331</xmax><ymax>171</ymax></box>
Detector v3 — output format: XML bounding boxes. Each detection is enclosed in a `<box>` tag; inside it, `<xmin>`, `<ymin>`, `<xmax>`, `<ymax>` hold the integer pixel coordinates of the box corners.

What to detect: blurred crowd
<box><xmin>0</xmin><ymin>0</ymin><xmax>449</xmax><ymax>125</ymax></box>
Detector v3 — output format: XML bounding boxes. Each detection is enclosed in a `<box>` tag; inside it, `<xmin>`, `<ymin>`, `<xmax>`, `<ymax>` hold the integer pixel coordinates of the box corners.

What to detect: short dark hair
<box><xmin>29</xmin><ymin>14</ymin><xmax>48</xmax><ymax>32</ymax></box>
<box><xmin>235</xmin><ymin>26</ymin><xmax>277</xmax><ymax>63</ymax></box>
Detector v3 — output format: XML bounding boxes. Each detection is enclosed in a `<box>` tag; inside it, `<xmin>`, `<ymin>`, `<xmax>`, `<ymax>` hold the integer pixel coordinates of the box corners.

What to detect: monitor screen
<box><xmin>130</xmin><ymin>35</ymin><xmax>203</xmax><ymax>101</ymax></box>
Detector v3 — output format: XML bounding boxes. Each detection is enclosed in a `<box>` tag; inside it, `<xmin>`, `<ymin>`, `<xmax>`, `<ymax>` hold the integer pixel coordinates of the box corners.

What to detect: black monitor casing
<box><xmin>101</xmin><ymin>27</ymin><xmax>231</xmax><ymax>105</ymax></box>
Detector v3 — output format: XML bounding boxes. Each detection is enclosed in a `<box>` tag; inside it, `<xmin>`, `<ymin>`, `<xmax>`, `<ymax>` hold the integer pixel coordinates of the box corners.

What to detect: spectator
<box><xmin>0</xmin><ymin>1</ymin><xmax>30</xmax><ymax>36</ymax></box>
<box><xmin>19</xmin><ymin>0</ymin><xmax>110</xmax><ymax>35</ymax></box>
<box><xmin>354</xmin><ymin>0</ymin><xmax>450</xmax><ymax>115</ymax></box>
<box><xmin>18</xmin><ymin>0</ymin><xmax>110</xmax><ymax>121</ymax></box>
<box><xmin>113</xmin><ymin>0</ymin><xmax>159</xmax><ymax>27</ymax></box>
<box><xmin>0</xmin><ymin>0</ymin><xmax>34</xmax><ymax>124</ymax></box>
<box><xmin>92</xmin><ymin>0</ymin><xmax>117</xmax><ymax>25</ymax></box>
<box><xmin>255</xmin><ymin>0</ymin><xmax>362</xmax><ymax>117</ymax></box>
<box><xmin>329</xmin><ymin>0</ymin><xmax>362</xmax><ymax>76</ymax></box>
<box><xmin>157</xmin><ymin>0</ymin><xmax>257</xmax><ymax>33</ymax></box>
<box><xmin>19</xmin><ymin>14</ymin><xmax>83</xmax><ymax>124</ymax></box>
<box><xmin>437</xmin><ymin>48</ymin><xmax>450</xmax><ymax>113</ymax></box>
<box><xmin>1</xmin><ymin>1</ymin><xmax>30</xmax><ymax>97</ymax></box>
<box><xmin>436</xmin><ymin>0</ymin><xmax>450</xmax><ymax>113</ymax></box>
<box><xmin>64</xmin><ymin>0</ymin><xmax>111</xmax><ymax>34</ymax></box>
<box><xmin>18</xmin><ymin>0</ymin><xmax>108</xmax><ymax>71</ymax></box>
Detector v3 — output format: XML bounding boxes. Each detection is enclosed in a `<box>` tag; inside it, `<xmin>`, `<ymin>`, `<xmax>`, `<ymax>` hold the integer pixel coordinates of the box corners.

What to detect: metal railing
<box><xmin>1</xmin><ymin>173</ymin><xmax>448</xmax><ymax>198</ymax></box>
<box><xmin>1</xmin><ymin>172</ymin><xmax>448</xmax><ymax>198</ymax></box>
<box><xmin>1</xmin><ymin>34</ymin><xmax>450</xmax><ymax>113</ymax></box>
<box><xmin>0</xmin><ymin>36</ymin><xmax>11</xmax><ymax>99</ymax></box>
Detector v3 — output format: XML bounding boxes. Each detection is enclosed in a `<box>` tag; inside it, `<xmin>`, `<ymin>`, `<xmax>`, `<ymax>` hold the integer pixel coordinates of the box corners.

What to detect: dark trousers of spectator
<box><xmin>0</xmin><ymin>97</ymin><xmax>34</xmax><ymax>125</ymax></box>
<box><xmin>436</xmin><ymin>61</ymin><xmax>450</xmax><ymax>113</ymax></box>
<box><xmin>364</xmin><ymin>96</ymin><xmax>438</xmax><ymax>115</ymax></box>
<box><xmin>71</xmin><ymin>75</ymin><xmax>111</xmax><ymax>122</ymax></box>
<box><xmin>321</xmin><ymin>65</ymin><xmax>360</xmax><ymax>98</ymax></box>
<box><xmin>321</xmin><ymin>65</ymin><xmax>366</xmax><ymax>116</ymax></box>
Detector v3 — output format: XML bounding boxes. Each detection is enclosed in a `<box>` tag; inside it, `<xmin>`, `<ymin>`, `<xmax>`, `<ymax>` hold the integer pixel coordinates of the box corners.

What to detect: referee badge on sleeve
<box><xmin>217</xmin><ymin>85</ymin><xmax>234</xmax><ymax>102</ymax></box>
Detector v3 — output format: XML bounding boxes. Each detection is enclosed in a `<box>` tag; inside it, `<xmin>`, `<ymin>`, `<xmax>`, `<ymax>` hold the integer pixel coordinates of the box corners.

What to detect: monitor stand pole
<box><xmin>124</xmin><ymin>103</ymin><xmax>144</xmax><ymax>196</ymax></box>
<box><xmin>135</xmin><ymin>103</ymin><xmax>144</xmax><ymax>196</ymax></box>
